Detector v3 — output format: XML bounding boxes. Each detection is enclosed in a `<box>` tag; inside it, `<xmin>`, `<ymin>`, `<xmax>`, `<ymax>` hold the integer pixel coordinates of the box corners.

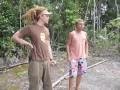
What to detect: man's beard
<box><xmin>44</xmin><ymin>23</ymin><xmax>49</xmax><ymax>27</ymax></box>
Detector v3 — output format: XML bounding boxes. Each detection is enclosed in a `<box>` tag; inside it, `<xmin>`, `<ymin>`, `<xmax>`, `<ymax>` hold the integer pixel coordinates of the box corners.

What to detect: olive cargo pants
<box><xmin>28</xmin><ymin>60</ymin><xmax>52</xmax><ymax>90</ymax></box>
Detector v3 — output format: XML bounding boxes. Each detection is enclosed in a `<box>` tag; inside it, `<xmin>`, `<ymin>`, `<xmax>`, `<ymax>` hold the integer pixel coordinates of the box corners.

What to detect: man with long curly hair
<box><xmin>12</xmin><ymin>5</ymin><xmax>55</xmax><ymax>90</ymax></box>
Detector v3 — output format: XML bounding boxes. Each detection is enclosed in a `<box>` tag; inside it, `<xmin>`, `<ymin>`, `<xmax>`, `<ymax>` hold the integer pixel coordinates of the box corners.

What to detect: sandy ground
<box><xmin>54</xmin><ymin>56</ymin><xmax>120</xmax><ymax>90</ymax></box>
<box><xmin>0</xmin><ymin>53</ymin><xmax>120</xmax><ymax>90</ymax></box>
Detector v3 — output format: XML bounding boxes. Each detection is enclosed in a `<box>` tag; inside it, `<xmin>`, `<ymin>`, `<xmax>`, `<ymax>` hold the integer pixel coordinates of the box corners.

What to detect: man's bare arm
<box><xmin>46</xmin><ymin>40</ymin><xmax>57</xmax><ymax>65</ymax></box>
<box><xmin>47</xmin><ymin>40</ymin><xmax>53</xmax><ymax>60</ymax></box>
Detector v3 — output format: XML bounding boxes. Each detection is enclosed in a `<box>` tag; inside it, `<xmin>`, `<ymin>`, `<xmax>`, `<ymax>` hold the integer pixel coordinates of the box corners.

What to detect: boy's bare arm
<box><xmin>66</xmin><ymin>32</ymin><xmax>72</xmax><ymax>61</ymax></box>
<box><xmin>85</xmin><ymin>37</ymin><xmax>88</xmax><ymax>58</ymax></box>
<box><xmin>12</xmin><ymin>31</ymin><xmax>33</xmax><ymax>48</ymax></box>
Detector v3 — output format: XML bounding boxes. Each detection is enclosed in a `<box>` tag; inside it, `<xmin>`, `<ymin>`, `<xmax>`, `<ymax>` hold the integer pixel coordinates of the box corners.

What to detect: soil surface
<box><xmin>0</xmin><ymin>51</ymin><xmax>120</xmax><ymax>90</ymax></box>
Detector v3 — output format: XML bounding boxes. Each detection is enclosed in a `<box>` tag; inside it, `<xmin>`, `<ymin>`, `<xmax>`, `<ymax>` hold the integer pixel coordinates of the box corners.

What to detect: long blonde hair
<box><xmin>22</xmin><ymin>5</ymin><xmax>47</xmax><ymax>24</ymax></box>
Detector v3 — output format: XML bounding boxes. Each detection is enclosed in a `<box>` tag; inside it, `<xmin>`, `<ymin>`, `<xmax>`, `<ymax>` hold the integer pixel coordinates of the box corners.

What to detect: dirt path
<box><xmin>54</xmin><ymin>58</ymin><xmax>120</xmax><ymax>90</ymax></box>
<box><xmin>0</xmin><ymin>53</ymin><xmax>119</xmax><ymax>90</ymax></box>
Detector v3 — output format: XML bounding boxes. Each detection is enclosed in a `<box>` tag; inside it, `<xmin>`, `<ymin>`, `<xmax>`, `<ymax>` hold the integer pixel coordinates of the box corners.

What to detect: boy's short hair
<box><xmin>75</xmin><ymin>19</ymin><xmax>85</xmax><ymax>26</ymax></box>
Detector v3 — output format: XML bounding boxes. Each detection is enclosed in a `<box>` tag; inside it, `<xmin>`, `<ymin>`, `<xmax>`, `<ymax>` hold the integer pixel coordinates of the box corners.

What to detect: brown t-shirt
<box><xmin>19</xmin><ymin>24</ymin><xmax>51</xmax><ymax>61</ymax></box>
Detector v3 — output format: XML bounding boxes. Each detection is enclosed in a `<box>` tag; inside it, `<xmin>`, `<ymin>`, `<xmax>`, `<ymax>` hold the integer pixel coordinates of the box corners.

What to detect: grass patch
<box><xmin>10</xmin><ymin>64</ymin><xmax>28</xmax><ymax>78</ymax></box>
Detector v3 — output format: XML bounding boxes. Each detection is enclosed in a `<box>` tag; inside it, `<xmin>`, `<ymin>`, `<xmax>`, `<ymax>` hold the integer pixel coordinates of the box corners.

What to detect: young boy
<box><xmin>66</xmin><ymin>19</ymin><xmax>88</xmax><ymax>90</ymax></box>
<box><xmin>12</xmin><ymin>5</ymin><xmax>55</xmax><ymax>90</ymax></box>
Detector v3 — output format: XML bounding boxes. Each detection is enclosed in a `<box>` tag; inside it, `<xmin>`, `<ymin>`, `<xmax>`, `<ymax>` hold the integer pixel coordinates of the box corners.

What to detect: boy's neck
<box><xmin>76</xmin><ymin>29</ymin><xmax>82</xmax><ymax>33</ymax></box>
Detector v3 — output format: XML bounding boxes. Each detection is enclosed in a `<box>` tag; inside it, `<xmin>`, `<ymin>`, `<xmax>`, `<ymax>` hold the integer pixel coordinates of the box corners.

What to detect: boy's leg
<box><xmin>75</xmin><ymin>58</ymin><xmax>87</xmax><ymax>90</ymax></box>
<box><xmin>69</xmin><ymin>60</ymin><xmax>78</xmax><ymax>90</ymax></box>
<box><xmin>69</xmin><ymin>77</ymin><xmax>75</xmax><ymax>90</ymax></box>
<box><xmin>43</xmin><ymin>61</ymin><xmax>52</xmax><ymax>90</ymax></box>
<box><xmin>75</xmin><ymin>75</ymin><xmax>82</xmax><ymax>90</ymax></box>
<box><xmin>28</xmin><ymin>60</ymin><xmax>43</xmax><ymax>90</ymax></box>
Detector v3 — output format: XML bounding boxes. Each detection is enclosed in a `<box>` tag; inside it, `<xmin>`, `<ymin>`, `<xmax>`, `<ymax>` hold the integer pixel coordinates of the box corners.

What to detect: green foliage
<box><xmin>0</xmin><ymin>0</ymin><xmax>119</xmax><ymax>58</ymax></box>
<box><xmin>106</xmin><ymin>18</ymin><xmax>120</xmax><ymax>41</ymax></box>
<box><xmin>106</xmin><ymin>17</ymin><xmax>120</xmax><ymax>29</ymax></box>
<box><xmin>92</xmin><ymin>18</ymin><xmax>120</xmax><ymax>53</ymax></box>
<box><xmin>0</xmin><ymin>0</ymin><xmax>33</xmax><ymax>57</ymax></box>
<box><xmin>11</xmin><ymin>65</ymin><xmax>28</xmax><ymax>77</ymax></box>
<box><xmin>0</xmin><ymin>1</ymin><xmax>19</xmax><ymax>34</ymax></box>
<box><xmin>0</xmin><ymin>1</ymin><xmax>19</xmax><ymax>57</ymax></box>
<box><xmin>0</xmin><ymin>37</ymin><xmax>15</xmax><ymax>57</ymax></box>
<box><xmin>64</xmin><ymin>0</ymin><xmax>80</xmax><ymax>26</ymax></box>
